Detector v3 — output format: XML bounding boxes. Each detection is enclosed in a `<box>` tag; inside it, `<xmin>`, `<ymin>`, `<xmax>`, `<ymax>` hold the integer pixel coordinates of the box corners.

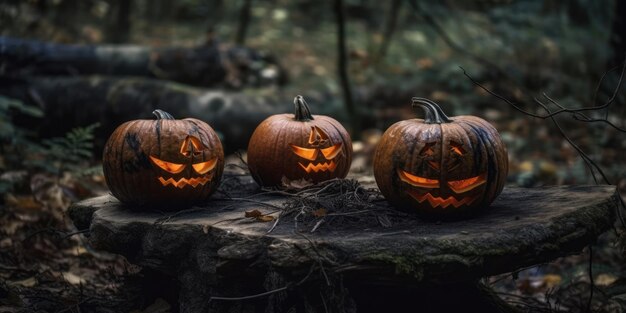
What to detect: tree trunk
<box><xmin>377</xmin><ymin>0</ymin><xmax>402</xmax><ymax>60</ymax></box>
<box><xmin>609</xmin><ymin>0</ymin><xmax>626</xmax><ymax>69</ymax></box>
<box><xmin>106</xmin><ymin>0</ymin><xmax>133</xmax><ymax>43</ymax></box>
<box><xmin>234</xmin><ymin>0</ymin><xmax>252</xmax><ymax>45</ymax></box>
<box><xmin>0</xmin><ymin>37</ymin><xmax>285</xmax><ymax>89</ymax></box>
<box><xmin>334</xmin><ymin>0</ymin><xmax>358</xmax><ymax>136</ymax></box>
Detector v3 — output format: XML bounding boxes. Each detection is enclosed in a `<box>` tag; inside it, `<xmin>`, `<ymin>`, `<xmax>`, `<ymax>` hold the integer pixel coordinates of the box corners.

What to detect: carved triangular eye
<box><xmin>150</xmin><ymin>156</ymin><xmax>185</xmax><ymax>174</ymax></box>
<box><xmin>192</xmin><ymin>158</ymin><xmax>218</xmax><ymax>174</ymax></box>
<box><xmin>397</xmin><ymin>169</ymin><xmax>439</xmax><ymax>188</ymax></box>
<box><xmin>320</xmin><ymin>143</ymin><xmax>343</xmax><ymax>160</ymax></box>
<box><xmin>290</xmin><ymin>144</ymin><xmax>318</xmax><ymax>160</ymax></box>
<box><xmin>450</xmin><ymin>142</ymin><xmax>464</xmax><ymax>156</ymax></box>
<box><xmin>447</xmin><ymin>173</ymin><xmax>487</xmax><ymax>193</ymax></box>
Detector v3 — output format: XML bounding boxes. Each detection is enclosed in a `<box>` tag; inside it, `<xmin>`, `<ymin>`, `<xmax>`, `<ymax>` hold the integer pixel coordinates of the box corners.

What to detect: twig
<box><xmin>586</xmin><ymin>246</ymin><xmax>594</xmax><ymax>313</ymax></box>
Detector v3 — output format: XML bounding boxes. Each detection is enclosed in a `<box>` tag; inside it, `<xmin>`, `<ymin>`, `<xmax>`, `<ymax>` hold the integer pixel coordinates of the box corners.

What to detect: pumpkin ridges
<box><xmin>467</xmin><ymin>116</ymin><xmax>508</xmax><ymax>197</ymax></box>
<box><xmin>314</xmin><ymin>116</ymin><xmax>353</xmax><ymax>179</ymax></box>
<box><xmin>454</xmin><ymin>119</ymin><xmax>492</xmax><ymax>209</ymax></box>
<box><xmin>457</xmin><ymin>118</ymin><xmax>505</xmax><ymax>208</ymax></box>
<box><xmin>108</xmin><ymin>120</ymin><xmax>135</xmax><ymax>203</ymax></box>
<box><xmin>373</xmin><ymin>99</ymin><xmax>508</xmax><ymax>218</ymax></box>
<box><xmin>247</xmin><ymin>100</ymin><xmax>352</xmax><ymax>187</ymax></box>
<box><xmin>103</xmin><ymin>112</ymin><xmax>224</xmax><ymax>208</ymax></box>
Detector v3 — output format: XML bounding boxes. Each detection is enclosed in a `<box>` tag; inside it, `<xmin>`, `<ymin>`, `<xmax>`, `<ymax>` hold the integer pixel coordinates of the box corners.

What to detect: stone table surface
<box><xmin>69</xmin><ymin>177</ymin><xmax>619</xmax><ymax>313</ymax></box>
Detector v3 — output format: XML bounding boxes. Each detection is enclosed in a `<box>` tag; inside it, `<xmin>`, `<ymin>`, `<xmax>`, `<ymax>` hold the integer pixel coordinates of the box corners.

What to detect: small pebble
<box><xmin>460</xmin><ymin>231</ymin><xmax>469</xmax><ymax>235</ymax></box>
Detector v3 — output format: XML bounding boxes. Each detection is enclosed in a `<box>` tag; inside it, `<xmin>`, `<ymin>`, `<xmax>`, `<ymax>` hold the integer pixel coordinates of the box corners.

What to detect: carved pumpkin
<box><xmin>103</xmin><ymin>110</ymin><xmax>224</xmax><ymax>208</ymax></box>
<box><xmin>247</xmin><ymin>95</ymin><xmax>352</xmax><ymax>187</ymax></box>
<box><xmin>373</xmin><ymin>98</ymin><xmax>508</xmax><ymax>218</ymax></box>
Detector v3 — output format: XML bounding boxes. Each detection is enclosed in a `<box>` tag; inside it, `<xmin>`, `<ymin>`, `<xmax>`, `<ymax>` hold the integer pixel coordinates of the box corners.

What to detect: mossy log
<box><xmin>1</xmin><ymin>76</ymin><xmax>343</xmax><ymax>152</ymax></box>
<box><xmin>68</xmin><ymin>175</ymin><xmax>618</xmax><ymax>313</ymax></box>
<box><xmin>0</xmin><ymin>36</ymin><xmax>285</xmax><ymax>88</ymax></box>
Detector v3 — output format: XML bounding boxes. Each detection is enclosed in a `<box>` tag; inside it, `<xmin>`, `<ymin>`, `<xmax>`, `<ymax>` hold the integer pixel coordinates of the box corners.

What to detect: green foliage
<box><xmin>0</xmin><ymin>95</ymin><xmax>98</xmax><ymax>177</ymax></box>
<box><xmin>0</xmin><ymin>95</ymin><xmax>43</xmax><ymax>142</ymax></box>
<box><xmin>25</xmin><ymin>124</ymin><xmax>100</xmax><ymax>176</ymax></box>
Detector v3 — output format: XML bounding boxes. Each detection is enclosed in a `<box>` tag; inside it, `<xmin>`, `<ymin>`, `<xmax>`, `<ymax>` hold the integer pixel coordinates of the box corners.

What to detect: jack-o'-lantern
<box><xmin>102</xmin><ymin>110</ymin><xmax>224</xmax><ymax>208</ymax></box>
<box><xmin>373</xmin><ymin>97</ymin><xmax>507</xmax><ymax>218</ymax></box>
<box><xmin>247</xmin><ymin>95</ymin><xmax>352</xmax><ymax>187</ymax></box>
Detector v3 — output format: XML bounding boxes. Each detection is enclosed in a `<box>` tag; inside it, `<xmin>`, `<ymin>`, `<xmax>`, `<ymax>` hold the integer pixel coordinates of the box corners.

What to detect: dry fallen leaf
<box><xmin>312</xmin><ymin>208</ymin><xmax>327</xmax><ymax>217</ymax></box>
<box><xmin>62</xmin><ymin>272</ymin><xmax>86</xmax><ymax>285</ymax></box>
<box><xmin>10</xmin><ymin>277</ymin><xmax>37</xmax><ymax>288</ymax></box>
<box><xmin>256</xmin><ymin>215</ymin><xmax>275</xmax><ymax>222</ymax></box>
<box><xmin>245</xmin><ymin>210</ymin><xmax>274</xmax><ymax>222</ymax></box>
<box><xmin>596</xmin><ymin>273</ymin><xmax>618</xmax><ymax>286</ymax></box>
<box><xmin>245</xmin><ymin>210</ymin><xmax>263</xmax><ymax>218</ymax></box>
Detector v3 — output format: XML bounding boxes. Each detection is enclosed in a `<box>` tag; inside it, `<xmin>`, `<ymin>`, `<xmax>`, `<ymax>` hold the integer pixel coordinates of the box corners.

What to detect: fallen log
<box><xmin>0</xmin><ymin>36</ymin><xmax>287</xmax><ymax>89</ymax></box>
<box><xmin>1</xmin><ymin>76</ymin><xmax>343</xmax><ymax>152</ymax></box>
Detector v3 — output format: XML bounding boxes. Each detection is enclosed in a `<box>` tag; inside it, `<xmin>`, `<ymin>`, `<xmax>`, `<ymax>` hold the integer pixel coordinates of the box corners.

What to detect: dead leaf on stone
<box><xmin>245</xmin><ymin>210</ymin><xmax>263</xmax><ymax>218</ymax></box>
<box><xmin>245</xmin><ymin>210</ymin><xmax>274</xmax><ymax>222</ymax></box>
<box><xmin>256</xmin><ymin>215</ymin><xmax>275</xmax><ymax>222</ymax></box>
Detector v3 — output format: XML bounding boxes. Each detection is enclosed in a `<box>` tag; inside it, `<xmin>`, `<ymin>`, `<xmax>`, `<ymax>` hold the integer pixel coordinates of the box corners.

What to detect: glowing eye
<box><xmin>447</xmin><ymin>174</ymin><xmax>487</xmax><ymax>193</ymax></box>
<box><xmin>320</xmin><ymin>143</ymin><xmax>343</xmax><ymax>160</ymax></box>
<box><xmin>150</xmin><ymin>156</ymin><xmax>185</xmax><ymax>174</ymax></box>
<box><xmin>192</xmin><ymin>158</ymin><xmax>218</xmax><ymax>174</ymax></box>
<box><xmin>290</xmin><ymin>144</ymin><xmax>318</xmax><ymax>160</ymax></box>
<box><xmin>397</xmin><ymin>169</ymin><xmax>439</xmax><ymax>188</ymax></box>
<box><xmin>450</xmin><ymin>145</ymin><xmax>464</xmax><ymax>156</ymax></box>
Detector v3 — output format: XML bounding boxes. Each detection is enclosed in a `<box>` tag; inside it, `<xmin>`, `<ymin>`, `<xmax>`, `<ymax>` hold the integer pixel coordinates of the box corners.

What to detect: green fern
<box><xmin>27</xmin><ymin>123</ymin><xmax>101</xmax><ymax>175</ymax></box>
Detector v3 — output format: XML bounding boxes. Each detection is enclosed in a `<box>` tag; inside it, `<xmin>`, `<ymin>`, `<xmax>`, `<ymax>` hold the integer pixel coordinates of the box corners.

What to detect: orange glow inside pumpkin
<box><xmin>290</xmin><ymin>145</ymin><xmax>318</xmax><ymax>160</ymax></box>
<box><xmin>149</xmin><ymin>156</ymin><xmax>185</xmax><ymax>174</ymax></box>
<box><xmin>290</xmin><ymin>127</ymin><xmax>343</xmax><ymax>174</ymax></box>
<box><xmin>148</xmin><ymin>135</ymin><xmax>218</xmax><ymax>188</ymax></box>
<box><xmin>407</xmin><ymin>191</ymin><xmax>480</xmax><ymax>209</ymax></box>
<box><xmin>158</xmin><ymin>175</ymin><xmax>212</xmax><ymax>188</ymax></box>
<box><xmin>398</xmin><ymin>169</ymin><xmax>439</xmax><ymax>188</ymax></box>
<box><xmin>192</xmin><ymin>159</ymin><xmax>218</xmax><ymax>174</ymax></box>
<box><xmin>447</xmin><ymin>173</ymin><xmax>487</xmax><ymax>193</ymax></box>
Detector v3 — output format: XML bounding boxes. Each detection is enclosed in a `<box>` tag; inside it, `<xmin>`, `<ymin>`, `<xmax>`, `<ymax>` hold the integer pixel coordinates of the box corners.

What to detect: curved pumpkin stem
<box><xmin>411</xmin><ymin>97</ymin><xmax>451</xmax><ymax>124</ymax></box>
<box><xmin>294</xmin><ymin>95</ymin><xmax>314</xmax><ymax>121</ymax></box>
<box><xmin>152</xmin><ymin>109</ymin><xmax>175</xmax><ymax>120</ymax></box>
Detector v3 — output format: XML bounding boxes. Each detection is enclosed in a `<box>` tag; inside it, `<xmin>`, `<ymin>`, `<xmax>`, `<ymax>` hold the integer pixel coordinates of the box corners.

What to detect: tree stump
<box><xmin>69</xmin><ymin>175</ymin><xmax>618</xmax><ymax>313</ymax></box>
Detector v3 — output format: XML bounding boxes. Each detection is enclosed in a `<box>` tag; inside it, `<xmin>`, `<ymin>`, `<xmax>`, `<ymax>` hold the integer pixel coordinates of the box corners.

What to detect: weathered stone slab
<box><xmin>69</xmin><ymin>178</ymin><xmax>619</xmax><ymax>313</ymax></box>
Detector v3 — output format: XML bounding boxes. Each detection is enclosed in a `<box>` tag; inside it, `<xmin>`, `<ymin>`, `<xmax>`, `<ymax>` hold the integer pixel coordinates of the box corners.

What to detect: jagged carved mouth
<box><xmin>157</xmin><ymin>173</ymin><xmax>213</xmax><ymax>188</ymax></box>
<box><xmin>298</xmin><ymin>161</ymin><xmax>337</xmax><ymax>173</ymax></box>
<box><xmin>406</xmin><ymin>190</ymin><xmax>480</xmax><ymax>209</ymax></box>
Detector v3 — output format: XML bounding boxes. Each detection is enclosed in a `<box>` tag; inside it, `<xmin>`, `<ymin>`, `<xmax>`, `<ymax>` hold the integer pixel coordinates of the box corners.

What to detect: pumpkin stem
<box><xmin>294</xmin><ymin>95</ymin><xmax>314</xmax><ymax>121</ymax></box>
<box><xmin>152</xmin><ymin>109</ymin><xmax>175</xmax><ymax>120</ymax></box>
<box><xmin>411</xmin><ymin>97</ymin><xmax>451</xmax><ymax>124</ymax></box>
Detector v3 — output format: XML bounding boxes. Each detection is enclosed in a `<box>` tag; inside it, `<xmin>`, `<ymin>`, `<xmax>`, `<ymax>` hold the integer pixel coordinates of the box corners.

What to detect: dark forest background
<box><xmin>0</xmin><ymin>0</ymin><xmax>625</xmax><ymax>312</ymax></box>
